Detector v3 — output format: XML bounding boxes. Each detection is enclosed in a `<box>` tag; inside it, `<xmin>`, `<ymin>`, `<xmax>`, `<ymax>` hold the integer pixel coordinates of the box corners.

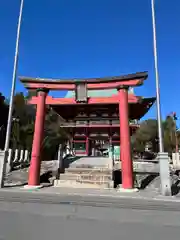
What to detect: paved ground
<box><xmin>0</xmin><ymin>190</ymin><xmax>180</xmax><ymax>240</ymax></box>
<box><xmin>2</xmin><ymin>182</ymin><xmax>180</xmax><ymax>201</ymax></box>
<box><xmin>1</xmin><ymin>186</ymin><xmax>180</xmax><ymax>210</ymax></box>
<box><xmin>2</xmin><ymin>163</ymin><xmax>180</xmax><ymax>239</ymax></box>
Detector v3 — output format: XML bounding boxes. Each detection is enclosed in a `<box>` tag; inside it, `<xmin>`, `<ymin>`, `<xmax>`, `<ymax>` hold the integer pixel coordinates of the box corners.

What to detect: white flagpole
<box><xmin>151</xmin><ymin>0</ymin><xmax>164</xmax><ymax>152</ymax></box>
<box><xmin>4</xmin><ymin>0</ymin><xmax>24</xmax><ymax>151</ymax></box>
<box><xmin>0</xmin><ymin>0</ymin><xmax>24</xmax><ymax>188</ymax></box>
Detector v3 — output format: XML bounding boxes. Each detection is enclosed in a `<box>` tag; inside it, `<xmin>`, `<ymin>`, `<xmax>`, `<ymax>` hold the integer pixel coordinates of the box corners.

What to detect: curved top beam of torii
<box><xmin>19</xmin><ymin>71</ymin><xmax>148</xmax><ymax>91</ymax></box>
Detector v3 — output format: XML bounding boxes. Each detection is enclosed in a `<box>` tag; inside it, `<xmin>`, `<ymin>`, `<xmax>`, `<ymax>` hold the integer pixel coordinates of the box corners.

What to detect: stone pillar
<box><xmin>66</xmin><ymin>140</ymin><xmax>70</xmax><ymax>155</ymax></box>
<box><xmin>28</xmin><ymin>88</ymin><xmax>48</xmax><ymax>187</ymax></box>
<box><xmin>56</xmin><ymin>143</ymin><xmax>64</xmax><ymax>179</ymax></box>
<box><xmin>109</xmin><ymin>136</ymin><xmax>114</xmax><ymax>187</ymax></box>
<box><xmin>86</xmin><ymin>137</ymin><xmax>89</xmax><ymax>156</ymax></box>
<box><xmin>109</xmin><ymin>136</ymin><xmax>113</xmax><ymax>160</ymax></box>
<box><xmin>118</xmin><ymin>87</ymin><xmax>133</xmax><ymax>189</ymax></box>
<box><xmin>6</xmin><ymin>149</ymin><xmax>13</xmax><ymax>173</ymax></box>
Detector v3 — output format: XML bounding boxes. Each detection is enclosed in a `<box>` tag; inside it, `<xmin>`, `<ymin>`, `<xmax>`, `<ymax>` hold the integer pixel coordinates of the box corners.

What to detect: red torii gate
<box><xmin>20</xmin><ymin>71</ymin><xmax>151</xmax><ymax>190</ymax></box>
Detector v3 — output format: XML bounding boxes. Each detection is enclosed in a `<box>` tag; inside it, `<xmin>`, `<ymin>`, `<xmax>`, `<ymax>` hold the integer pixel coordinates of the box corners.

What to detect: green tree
<box><xmin>0</xmin><ymin>92</ymin><xmax>9</xmax><ymax>149</ymax></box>
<box><xmin>11</xmin><ymin>92</ymin><xmax>69</xmax><ymax>159</ymax></box>
<box><xmin>41</xmin><ymin>107</ymin><xmax>69</xmax><ymax>160</ymax></box>
<box><xmin>163</xmin><ymin>115</ymin><xmax>177</xmax><ymax>153</ymax></box>
<box><xmin>132</xmin><ymin>116</ymin><xmax>180</xmax><ymax>155</ymax></box>
<box><xmin>10</xmin><ymin>92</ymin><xmax>35</xmax><ymax>150</ymax></box>
<box><xmin>131</xmin><ymin>119</ymin><xmax>158</xmax><ymax>154</ymax></box>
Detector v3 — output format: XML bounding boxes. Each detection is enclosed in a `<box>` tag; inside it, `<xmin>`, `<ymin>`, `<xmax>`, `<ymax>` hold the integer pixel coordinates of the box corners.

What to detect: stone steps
<box><xmin>79</xmin><ymin>174</ymin><xmax>111</xmax><ymax>181</ymax></box>
<box><xmin>65</xmin><ymin>167</ymin><xmax>111</xmax><ymax>175</ymax></box>
<box><xmin>69</xmin><ymin>157</ymin><xmax>112</xmax><ymax>169</ymax></box>
<box><xmin>53</xmin><ymin>179</ymin><xmax>105</xmax><ymax>189</ymax></box>
<box><xmin>60</xmin><ymin>173</ymin><xmax>80</xmax><ymax>181</ymax></box>
<box><xmin>56</xmin><ymin>166</ymin><xmax>113</xmax><ymax>188</ymax></box>
<box><xmin>76</xmin><ymin>179</ymin><xmax>112</xmax><ymax>187</ymax></box>
<box><xmin>65</xmin><ymin>162</ymin><xmax>164</xmax><ymax>174</ymax></box>
<box><xmin>60</xmin><ymin>172</ymin><xmax>112</xmax><ymax>182</ymax></box>
<box><xmin>53</xmin><ymin>179</ymin><xmax>113</xmax><ymax>188</ymax></box>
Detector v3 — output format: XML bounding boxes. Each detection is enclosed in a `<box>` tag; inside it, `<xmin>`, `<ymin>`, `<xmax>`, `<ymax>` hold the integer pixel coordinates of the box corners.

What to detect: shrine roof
<box><xmin>51</xmin><ymin>97</ymin><xmax>156</xmax><ymax>120</ymax></box>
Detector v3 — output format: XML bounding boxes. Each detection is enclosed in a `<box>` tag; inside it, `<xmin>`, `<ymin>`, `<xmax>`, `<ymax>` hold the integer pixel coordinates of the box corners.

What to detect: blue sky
<box><xmin>0</xmin><ymin>0</ymin><xmax>179</xmax><ymax>123</ymax></box>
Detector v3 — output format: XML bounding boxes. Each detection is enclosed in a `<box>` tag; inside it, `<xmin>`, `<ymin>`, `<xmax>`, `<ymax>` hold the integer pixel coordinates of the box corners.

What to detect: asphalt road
<box><xmin>1</xmin><ymin>190</ymin><xmax>180</xmax><ymax>211</ymax></box>
<box><xmin>0</xmin><ymin>191</ymin><xmax>180</xmax><ymax>239</ymax></box>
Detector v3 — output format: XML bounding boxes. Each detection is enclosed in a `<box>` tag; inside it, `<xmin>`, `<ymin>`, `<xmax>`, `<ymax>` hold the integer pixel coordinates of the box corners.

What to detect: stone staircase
<box><xmin>53</xmin><ymin>156</ymin><xmax>113</xmax><ymax>188</ymax></box>
<box><xmin>54</xmin><ymin>170</ymin><xmax>113</xmax><ymax>188</ymax></box>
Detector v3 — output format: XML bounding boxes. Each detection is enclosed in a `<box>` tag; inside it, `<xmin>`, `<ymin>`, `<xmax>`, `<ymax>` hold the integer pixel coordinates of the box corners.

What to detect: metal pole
<box><xmin>174</xmin><ymin>117</ymin><xmax>178</xmax><ymax>153</ymax></box>
<box><xmin>151</xmin><ymin>0</ymin><xmax>171</xmax><ymax>196</ymax></box>
<box><xmin>0</xmin><ymin>0</ymin><xmax>24</xmax><ymax>188</ymax></box>
<box><xmin>4</xmin><ymin>0</ymin><xmax>24</xmax><ymax>151</ymax></box>
<box><xmin>151</xmin><ymin>0</ymin><xmax>164</xmax><ymax>153</ymax></box>
<box><xmin>175</xmin><ymin>127</ymin><xmax>178</xmax><ymax>153</ymax></box>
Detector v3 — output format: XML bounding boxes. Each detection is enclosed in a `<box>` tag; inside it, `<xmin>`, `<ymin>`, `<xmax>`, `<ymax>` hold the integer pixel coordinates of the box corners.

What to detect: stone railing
<box><xmin>6</xmin><ymin>149</ymin><xmax>30</xmax><ymax>173</ymax></box>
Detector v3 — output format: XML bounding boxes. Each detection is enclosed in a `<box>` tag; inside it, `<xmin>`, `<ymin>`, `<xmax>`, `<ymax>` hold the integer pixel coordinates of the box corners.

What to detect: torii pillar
<box><xmin>118</xmin><ymin>87</ymin><xmax>134</xmax><ymax>189</ymax></box>
<box><xmin>26</xmin><ymin>88</ymin><xmax>48</xmax><ymax>188</ymax></box>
